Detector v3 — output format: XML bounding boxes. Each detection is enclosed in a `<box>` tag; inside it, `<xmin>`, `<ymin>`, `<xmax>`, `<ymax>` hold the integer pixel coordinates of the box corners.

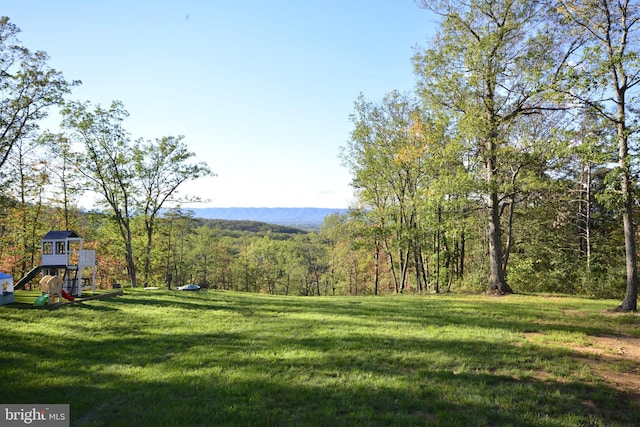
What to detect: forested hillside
<box><xmin>1</xmin><ymin>2</ymin><xmax>640</xmax><ymax>309</ymax></box>
<box><xmin>201</xmin><ymin>219</ymin><xmax>308</xmax><ymax>235</ymax></box>
<box><xmin>189</xmin><ymin>207</ymin><xmax>348</xmax><ymax>228</ymax></box>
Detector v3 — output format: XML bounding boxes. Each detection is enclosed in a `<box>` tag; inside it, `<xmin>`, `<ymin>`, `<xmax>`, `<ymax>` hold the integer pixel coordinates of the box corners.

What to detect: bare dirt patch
<box><xmin>524</xmin><ymin>332</ymin><xmax>640</xmax><ymax>402</ymax></box>
<box><xmin>573</xmin><ymin>335</ymin><xmax>640</xmax><ymax>399</ymax></box>
<box><xmin>574</xmin><ymin>335</ymin><xmax>640</xmax><ymax>362</ymax></box>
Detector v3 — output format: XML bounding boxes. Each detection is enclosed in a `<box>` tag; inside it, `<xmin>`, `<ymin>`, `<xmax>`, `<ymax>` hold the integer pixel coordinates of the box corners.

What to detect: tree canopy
<box><xmin>1</xmin><ymin>5</ymin><xmax>639</xmax><ymax>310</ymax></box>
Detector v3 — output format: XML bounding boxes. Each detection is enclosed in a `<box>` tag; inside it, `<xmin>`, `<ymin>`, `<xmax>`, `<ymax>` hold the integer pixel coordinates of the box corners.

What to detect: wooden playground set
<box><xmin>0</xmin><ymin>230</ymin><xmax>122</xmax><ymax>308</ymax></box>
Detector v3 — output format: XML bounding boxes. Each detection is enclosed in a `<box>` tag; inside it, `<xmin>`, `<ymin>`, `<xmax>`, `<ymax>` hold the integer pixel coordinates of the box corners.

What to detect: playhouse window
<box><xmin>56</xmin><ymin>241</ymin><xmax>66</xmax><ymax>254</ymax></box>
<box><xmin>43</xmin><ymin>242</ymin><xmax>53</xmax><ymax>255</ymax></box>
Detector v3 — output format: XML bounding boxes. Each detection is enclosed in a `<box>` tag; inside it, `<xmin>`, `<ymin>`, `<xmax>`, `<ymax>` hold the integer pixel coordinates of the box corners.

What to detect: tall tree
<box><xmin>159</xmin><ymin>208</ymin><xmax>197</xmax><ymax>289</ymax></box>
<box><xmin>343</xmin><ymin>92</ymin><xmax>433</xmax><ymax>293</ymax></box>
<box><xmin>0</xmin><ymin>17</ymin><xmax>77</xmax><ymax>172</ymax></box>
<box><xmin>565</xmin><ymin>110</ymin><xmax>614</xmax><ymax>274</ymax></box>
<box><xmin>556</xmin><ymin>0</ymin><xmax>640</xmax><ymax>310</ymax></box>
<box><xmin>42</xmin><ymin>133</ymin><xmax>84</xmax><ymax>230</ymax></box>
<box><xmin>61</xmin><ymin>101</ymin><xmax>140</xmax><ymax>287</ymax></box>
<box><xmin>133</xmin><ymin>135</ymin><xmax>213</xmax><ymax>283</ymax></box>
<box><xmin>5</xmin><ymin>136</ymin><xmax>49</xmax><ymax>273</ymax></box>
<box><xmin>414</xmin><ymin>0</ymin><xmax>569</xmax><ymax>293</ymax></box>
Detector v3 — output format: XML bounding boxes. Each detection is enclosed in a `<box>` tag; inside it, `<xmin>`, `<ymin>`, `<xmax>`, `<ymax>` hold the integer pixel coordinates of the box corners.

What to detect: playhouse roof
<box><xmin>0</xmin><ymin>272</ymin><xmax>12</xmax><ymax>280</ymax></box>
<box><xmin>42</xmin><ymin>230</ymin><xmax>81</xmax><ymax>240</ymax></box>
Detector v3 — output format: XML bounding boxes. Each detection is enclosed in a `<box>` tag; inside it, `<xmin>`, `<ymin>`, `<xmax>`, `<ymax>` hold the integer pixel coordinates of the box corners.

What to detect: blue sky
<box><xmin>4</xmin><ymin>1</ymin><xmax>438</xmax><ymax>208</ymax></box>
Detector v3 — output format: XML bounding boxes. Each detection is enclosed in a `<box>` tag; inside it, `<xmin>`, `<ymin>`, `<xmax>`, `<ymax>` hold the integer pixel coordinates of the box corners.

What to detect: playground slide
<box><xmin>14</xmin><ymin>265</ymin><xmax>44</xmax><ymax>290</ymax></box>
<box><xmin>61</xmin><ymin>289</ymin><xmax>75</xmax><ymax>301</ymax></box>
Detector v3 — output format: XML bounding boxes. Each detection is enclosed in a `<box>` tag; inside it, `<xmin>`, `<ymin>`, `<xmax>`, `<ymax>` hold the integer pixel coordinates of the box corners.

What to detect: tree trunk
<box><xmin>417</xmin><ymin>249</ymin><xmax>428</xmax><ymax>293</ymax></box>
<box><xmin>285</xmin><ymin>273</ymin><xmax>290</xmax><ymax>295</ymax></box>
<box><xmin>117</xmin><ymin>216</ymin><xmax>138</xmax><ymax>288</ymax></box>
<box><xmin>585</xmin><ymin>163</ymin><xmax>592</xmax><ymax>270</ymax></box>
<box><xmin>373</xmin><ymin>240</ymin><xmax>380</xmax><ymax>296</ymax></box>
<box><xmin>414</xmin><ymin>245</ymin><xmax>423</xmax><ymax>292</ymax></box>
<box><xmin>125</xmin><ymin>240</ymin><xmax>137</xmax><ymax>288</ymax></box>
<box><xmin>619</xmin><ymin>124</ymin><xmax>638</xmax><ymax>311</ymax></box>
<box><xmin>434</xmin><ymin>228</ymin><xmax>440</xmax><ymax>294</ymax></box>
<box><xmin>501</xmin><ymin>197</ymin><xmax>516</xmax><ymax>278</ymax></box>
<box><xmin>384</xmin><ymin>238</ymin><xmax>400</xmax><ymax>293</ymax></box>
<box><xmin>486</xmin><ymin>147</ymin><xmax>512</xmax><ymax>294</ymax></box>
<box><xmin>443</xmin><ymin>231</ymin><xmax>453</xmax><ymax>292</ymax></box>
<box><xmin>435</xmin><ymin>205</ymin><xmax>442</xmax><ymax>293</ymax></box>
<box><xmin>459</xmin><ymin>230</ymin><xmax>465</xmax><ymax>279</ymax></box>
<box><xmin>484</xmin><ymin>80</ymin><xmax>512</xmax><ymax>294</ymax></box>
<box><xmin>399</xmin><ymin>246</ymin><xmax>410</xmax><ymax>292</ymax></box>
<box><xmin>487</xmin><ymin>190</ymin><xmax>510</xmax><ymax>293</ymax></box>
<box><xmin>144</xmin><ymin>219</ymin><xmax>153</xmax><ymax>284</ymax></box>
<box><xmin>578</xmin><ymin>160</ymin><xmax>593</xmax><ymax>270</ymax></box>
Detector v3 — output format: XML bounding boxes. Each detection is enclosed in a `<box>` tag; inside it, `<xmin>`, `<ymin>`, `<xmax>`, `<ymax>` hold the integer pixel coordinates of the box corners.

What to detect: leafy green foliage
<box><xmin>412</xmin><ymin>0</ymin><xmax>571</xmax><ymax>294</ymax></box>
<box><xmin>555</xmin><ymin>0</ymin><xmax>640</xmax><ymax>310</ymax></box>
<box><xmin>0</xmin><ymin>17</ymin><xmax>78</xmax><ymax>175</ymax></box>
<box><xmin>1</xmin><ymin>5</ymin><xmax>640</xmax><ymax>304</ymax></box>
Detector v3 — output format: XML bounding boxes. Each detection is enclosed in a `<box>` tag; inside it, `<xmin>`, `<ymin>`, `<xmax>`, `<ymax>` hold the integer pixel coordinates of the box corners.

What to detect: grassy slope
<box><xmin>1</xmin><ymin>291</ymin><xmax>639</xmax><ymax>426</ymax></box>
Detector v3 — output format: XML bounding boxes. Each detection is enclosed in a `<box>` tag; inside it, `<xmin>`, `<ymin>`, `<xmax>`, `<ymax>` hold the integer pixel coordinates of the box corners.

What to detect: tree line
<box><xmin>2</xmin><ymin>1</ymin><xmax>640</xmax><ymax>310</ymax></box>
<box><xmin>339</xmin><ymin>0</ymin><xmax>640</xmax><ymax>311</ymax></box>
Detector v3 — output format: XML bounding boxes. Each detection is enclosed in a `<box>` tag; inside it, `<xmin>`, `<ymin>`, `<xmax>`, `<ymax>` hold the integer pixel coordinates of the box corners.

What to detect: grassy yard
<box><xmin>1</xmin><ymin>290</ymin><xmax>639</xmax><ymax>426</ymax></box>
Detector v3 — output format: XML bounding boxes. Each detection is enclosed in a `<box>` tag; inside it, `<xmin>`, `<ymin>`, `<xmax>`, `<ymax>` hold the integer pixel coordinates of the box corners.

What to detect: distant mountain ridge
<box><xmin>186</xmin><ymin>207</ymin><xmax>348</xmax><ymax>226</ymax></box>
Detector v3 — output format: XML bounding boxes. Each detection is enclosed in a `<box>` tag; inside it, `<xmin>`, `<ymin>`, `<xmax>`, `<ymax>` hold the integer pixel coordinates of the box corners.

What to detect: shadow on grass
<box><xmin>110</xmin><ymin>290</ymin><xmax>235</xmax><ymax>313</ymax></box>
<box><xmin>9</xmin><ymin>367</ymin><xmax>630</xmax><ymax>427</ymax></box>
<box><xmin>2</xmin><ymin>291</ymin><xmax>638</xmax><ymax>426</ymax></box>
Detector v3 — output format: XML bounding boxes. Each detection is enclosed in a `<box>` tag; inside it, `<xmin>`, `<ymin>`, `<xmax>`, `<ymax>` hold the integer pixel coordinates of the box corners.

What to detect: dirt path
<box><xmin>573</xmin><ymin>334</ymin><xmax>640</xmax><ymax>400</ymax></box>
<box><xmin>523</xmin><ymin>331</ymin><xmax>640</xmax><ymax>402</ymax></box>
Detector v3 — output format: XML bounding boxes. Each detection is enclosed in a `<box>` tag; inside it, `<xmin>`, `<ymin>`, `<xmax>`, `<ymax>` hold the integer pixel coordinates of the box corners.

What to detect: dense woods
<box><xmin>1</xmin><ymin>1</ymin><xmax>640</xmax><ymax>310</ymax></box>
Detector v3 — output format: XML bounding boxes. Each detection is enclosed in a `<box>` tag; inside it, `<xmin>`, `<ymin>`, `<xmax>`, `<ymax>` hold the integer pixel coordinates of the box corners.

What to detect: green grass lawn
<box><xmin>1</xmin><ymin>290</ymin><xmax>639</xmax><ymax>426</ymax></box>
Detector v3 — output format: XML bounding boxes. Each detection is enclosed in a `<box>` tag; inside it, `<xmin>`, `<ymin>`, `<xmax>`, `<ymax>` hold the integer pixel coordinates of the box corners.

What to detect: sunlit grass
<box><xmin>1</xmin><ymin>290</ymin><xmax>639</xmax><ymax>426</ymax></box>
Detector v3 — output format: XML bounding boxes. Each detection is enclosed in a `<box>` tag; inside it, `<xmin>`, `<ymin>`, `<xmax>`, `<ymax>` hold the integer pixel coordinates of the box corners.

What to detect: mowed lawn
<box><xmin>1</xmin><ymin>290</ymin><xmax>639</xmax><ymax>426</ymax></box>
